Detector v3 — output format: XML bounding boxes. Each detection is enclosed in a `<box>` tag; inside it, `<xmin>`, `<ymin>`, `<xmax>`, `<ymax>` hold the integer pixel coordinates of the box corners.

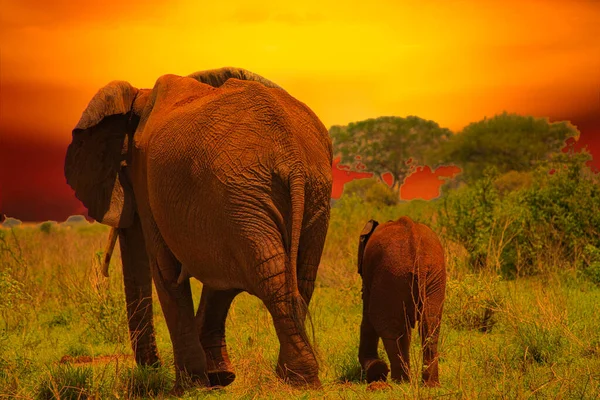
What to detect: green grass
<box><xmin>1</xmin><ymin>203</ymin><xmax>600</xmax><ymax>399</ymax></box>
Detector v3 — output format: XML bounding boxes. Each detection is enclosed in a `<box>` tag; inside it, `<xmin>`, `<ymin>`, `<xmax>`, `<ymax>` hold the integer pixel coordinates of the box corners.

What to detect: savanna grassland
<box><xmin>2</xmin><ymin>114</ymin><xmax>600</xmax><ymax>399</ymax></box>
<box><xmin>2</xmin><ymin>171</ymin><xmax>600</xmax><ymax>399</ymax></box>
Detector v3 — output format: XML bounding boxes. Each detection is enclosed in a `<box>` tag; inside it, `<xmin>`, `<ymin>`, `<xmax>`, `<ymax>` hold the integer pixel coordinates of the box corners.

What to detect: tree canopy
<box><xmin>436</xmin><ymin>112</ymin><xmax>580</xmax><ymax>183</ymax></box>
<box><xmin>330</xmin><ymin>116</ymin><xmax>452</xmax><ymax>188</ymax></box>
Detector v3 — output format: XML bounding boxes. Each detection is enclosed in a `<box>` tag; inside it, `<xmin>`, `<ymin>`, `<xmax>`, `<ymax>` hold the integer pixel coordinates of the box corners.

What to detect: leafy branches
<box><xmin>330</xmin><ymin>116</ymin><xmax>451</xmax><ymax>188</ymax></box>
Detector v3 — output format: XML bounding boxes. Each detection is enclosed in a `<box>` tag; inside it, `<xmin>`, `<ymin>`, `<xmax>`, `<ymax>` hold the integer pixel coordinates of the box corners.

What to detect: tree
<box><xmin>330</xmin><ymin>116</ymin><xmax>452</xmax><ymax>190</ymax></box>
<box><xmin>436</xmin><ymin>112</ymin><xmax>579</xmax><ymax>183</ymax></box>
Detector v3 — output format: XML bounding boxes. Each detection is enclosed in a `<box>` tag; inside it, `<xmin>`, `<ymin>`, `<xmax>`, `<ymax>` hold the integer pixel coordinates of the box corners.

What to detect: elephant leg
<box><xmin>148</xmin><ymin>237</ymin><xmax>209</xmax><ymax>389</ymax></box>
<box><xmin>379</xmin><ymin>304</ymin><xmax>413</xmax><ymax>384</ymax></box>
<box><xmin>359</xmin><ymin>299</ymin><xmax>389</xmax><ymax>383</ymax></box>
<box><xmin>118</xmin><ymin>215</ymin><xmax>160</xmax><ymax>366</ymax></box>
<box><xmin>370</xmin><ymin>274</ymin><xmax>416</xmax><ymax>384</ymax></box>
<box><xmin>255</xmin><ymin>253</ymin><xmax>320</xmax><ymax>387</ymax></box>
<box><xmin>382</xmin><ymin>330</ymin><xmax>412</xmax><ymax>384</ymax></box>
<box><xmin>196</xmin><ymin>286</ymin><xmax>241</xmax><ymax>387</ymax></box>
<box><xmin>419</xmin><ymin>300</ymin><xmax>444</xmax><ymax>386</ymax></box>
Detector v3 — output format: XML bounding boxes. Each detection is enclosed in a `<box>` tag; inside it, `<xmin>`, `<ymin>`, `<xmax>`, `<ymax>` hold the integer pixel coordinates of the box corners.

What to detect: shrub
<box><xmin>527</xmin><ymin>153</ymin><xmax>600</xmax><ymax>245</ymax></box>
<box><xmin>439</xmin><ymin>168</ymin><xmax>505</xmax><ymax>271</ymax></box>
<box><xmin>39</xmin><ymin>222</ymin><xmax>56</xmax><ymax>234</ymax></box>
<box><xmin>342</xmin><ymin>178</ymin><xmax>398</xmax><ymax>206</ymax></box>
<box><xmin>439</xmin><ymin>151</ymin><xmax>600</xmax><ymax>277</ymax></box>
<box><xmin>578</xmin><ymin>245</ymin><xmax>600</xmax><ymax>286</ymax></box>
<box><xmin>493</xmin><ymin>170</ymin><xmax>533</xmax><ymax>195</ymax></box>
<box><xmin>364</xmin><ymin>181</ymin><xmax>398</xmax><ymax>206</ymax></box>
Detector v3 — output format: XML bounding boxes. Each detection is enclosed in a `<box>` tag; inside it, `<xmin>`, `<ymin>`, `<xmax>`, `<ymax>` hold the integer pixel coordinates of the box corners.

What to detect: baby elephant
<box><xmin>357</xmin><ymin>216</ymin><xmax>446</xmax><ymax>386</ymax></box>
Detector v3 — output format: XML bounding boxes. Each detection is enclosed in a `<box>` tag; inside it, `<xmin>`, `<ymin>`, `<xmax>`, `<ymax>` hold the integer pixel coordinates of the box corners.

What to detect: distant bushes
<box><xmin>341</xmin><ymin>178</ymin><xmax>399</xmax><ymax>206</ymax></box>
<box><xmin>439</xmin><ymin>151</ymin><xmax>600</xmax><ymax>278</ymax></box>
<box><xmin>39</xmin><ymin>222</ymin><xmax>55</xmax><ymax>234</ymax></box>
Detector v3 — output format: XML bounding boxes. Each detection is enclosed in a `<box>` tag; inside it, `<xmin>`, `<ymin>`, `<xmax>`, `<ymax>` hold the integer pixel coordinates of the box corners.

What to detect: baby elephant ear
<box><xmin>358</xmin><ymin>219</ymin><xmax>379</xmax><ymax>275</ymax></box>
<box><xmin>360</xmin><ymin>219</ymin><xmax>379</xmax><ymax>237</ymax></box>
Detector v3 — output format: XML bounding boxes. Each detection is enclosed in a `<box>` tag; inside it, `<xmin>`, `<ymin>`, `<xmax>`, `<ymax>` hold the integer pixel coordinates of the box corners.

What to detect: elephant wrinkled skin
<box><xmin>64</xmin><ymin>67</ymin><xmax>333</xmax><ymax>389</ymax></box>
<box><xmin>357</xmin><ymin>216</ymin><xmax>446</xmax><ymax>386</ymax></box>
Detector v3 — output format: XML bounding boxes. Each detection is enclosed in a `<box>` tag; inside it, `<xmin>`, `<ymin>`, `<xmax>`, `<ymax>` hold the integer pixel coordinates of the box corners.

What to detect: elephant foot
<box><xmin>276</xmin><ymin>362</ymin><xmax>321</xmax><ymax>388</ymax></box>
<box><xmin>207</xmin><ymin>369</ymin><xmax>236</xmax><ymax>387</ymax></box>
<box><xmin>169</xmin><ymin>383</ymin><xmax>185</xmax><ymax>397</ymax></box>
<box><xmin>203</xmin><ymin>346</ymin><xmax>236</xmax><ymax>387</ymax></box>
<box><xmin>135</xmin><ymin>349</ymin><xmax>161</xmax><ymax>368</ymax></box>
<box><xmin>364</xmin><ymin>359</ymin><xmax>389</xmax><ymax>383</ymax></box>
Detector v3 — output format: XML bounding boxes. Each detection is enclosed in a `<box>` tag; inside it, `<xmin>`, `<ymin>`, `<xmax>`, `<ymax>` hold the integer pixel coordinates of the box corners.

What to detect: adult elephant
<box><xmin>64</xmin><ymin>67</ymin><xmax>332</xmax><ymax>390</ymax></box>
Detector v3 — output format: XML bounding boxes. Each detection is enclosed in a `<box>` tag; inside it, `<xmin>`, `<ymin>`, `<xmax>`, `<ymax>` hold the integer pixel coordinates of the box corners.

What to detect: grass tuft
<box><xmin>36</xmin><ymin>364</ymin><xmax>94</xmax><ymax>400</ymax></box>
<box><xmin>118</xmin><ymin>365</ymin><xmax>172</xmax><ymax>398</ymax></box>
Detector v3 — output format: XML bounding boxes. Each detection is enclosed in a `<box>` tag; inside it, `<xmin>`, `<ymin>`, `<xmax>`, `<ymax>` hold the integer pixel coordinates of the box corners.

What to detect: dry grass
<box><xmin>1</xmin><ymin>206</ymin><xmax>600</xmax><ymax>399</ymax></box>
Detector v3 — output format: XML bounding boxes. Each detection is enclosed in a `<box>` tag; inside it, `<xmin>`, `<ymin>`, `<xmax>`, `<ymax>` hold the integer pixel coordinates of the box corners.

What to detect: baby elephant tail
<box><xmin>358</xmin><ymin>219</ymin><xmax>379</xmax><ymax>275</ymax></box>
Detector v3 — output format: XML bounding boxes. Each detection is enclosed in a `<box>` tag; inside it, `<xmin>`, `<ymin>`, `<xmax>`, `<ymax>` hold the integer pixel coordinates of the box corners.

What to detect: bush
<box><xmin>39</xmin><ymin>222</ymin><xmax>56</xmax><ymax>234</ymax></box>
<box><xmin>493</xmin><ymin>170</ymin><xmax>533</xmax><ymax>195</ymax></box>
<box><xmin>439</xmin><ymin>168</ymin><xmax>505</xmax><ymax>271</ymax></box>
<box><xmin>342</xmin><ymin>178</ymin><xmax>398</xmax><ymax>206</ymax></box>
<box><xmin>579</xmin><ymin>245</ymin><xmax>600</xmax><ymax>286</ymax></box>
<box><xmin>439</xmin><ymin>152</ymin><xmax>600</xmax><ymax>277</ymax></box>
<box><xmin>364</xmin><ymin>181</ymin><xmax>398</xmax><ymax>206</ymax></box>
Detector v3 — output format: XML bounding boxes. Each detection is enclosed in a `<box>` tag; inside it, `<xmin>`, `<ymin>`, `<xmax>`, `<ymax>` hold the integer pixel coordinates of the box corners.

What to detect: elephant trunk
<box><xmin>102</xmin><ymin>227</ymin><xmax>119</xmax><ymax>277</ymax></box>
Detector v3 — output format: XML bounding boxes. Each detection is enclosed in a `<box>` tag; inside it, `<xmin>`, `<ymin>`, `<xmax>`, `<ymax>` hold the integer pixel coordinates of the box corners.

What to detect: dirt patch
<box><xmin>59</xmin><ymin>354</ymin><xmax>134</xmax><ymax>366</ymax></box>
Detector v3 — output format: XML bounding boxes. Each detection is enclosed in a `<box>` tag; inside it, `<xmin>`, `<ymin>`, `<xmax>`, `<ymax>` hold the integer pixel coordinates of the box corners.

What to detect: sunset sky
<box><xmin>1</xmin><ymin>0</ymin><xmax>599</xmax><ymax>221</ymax></box>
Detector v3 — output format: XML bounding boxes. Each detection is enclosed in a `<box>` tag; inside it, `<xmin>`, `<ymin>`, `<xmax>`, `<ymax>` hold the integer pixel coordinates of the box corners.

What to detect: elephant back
<box><xmin>187</xmin><ymin>67</ymin><xmax>283</xmax><ymax>91</ymax></box>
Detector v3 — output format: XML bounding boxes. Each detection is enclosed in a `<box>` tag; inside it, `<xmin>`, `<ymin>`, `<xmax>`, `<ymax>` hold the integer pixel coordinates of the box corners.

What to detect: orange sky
<box><xmin>1</xmin><ymin>0</ymin><xmax>599</xmax><ymax>221</ymax></box>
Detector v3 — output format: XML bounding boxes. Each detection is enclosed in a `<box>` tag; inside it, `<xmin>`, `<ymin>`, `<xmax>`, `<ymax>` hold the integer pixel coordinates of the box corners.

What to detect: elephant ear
<box><xmin>358</xmin><ymin>220</ymin><xmax>379</xmax><ymax>275</ymax></box>
<box><xmin>65</xmin><ymin>81</ymin><xmax>139</xmax><ymax>228</ymax></box>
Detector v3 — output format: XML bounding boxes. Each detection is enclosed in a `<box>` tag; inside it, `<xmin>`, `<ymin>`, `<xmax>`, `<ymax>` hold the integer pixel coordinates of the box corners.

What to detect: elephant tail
<box><xmin>288</xmin><ymin>168</ymin><xmax>317</xmax><ymax>355</ymax></box>
<box><xmin>288</xmin><ymin>169</ymin><xmax>305</xmax><ymax>296</ymax></box>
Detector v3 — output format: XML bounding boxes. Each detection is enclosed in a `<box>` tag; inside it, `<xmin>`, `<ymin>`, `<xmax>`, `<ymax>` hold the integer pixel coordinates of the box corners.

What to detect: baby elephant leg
<box><xmin>372</xmin><ymin>288</ymin><xmax>415</xmax><ymax>383</ymax></box>
<box><xmin>359</xmin><ymin>303</ymin><xmax>389</xmax><ymax>382</ymax></box>
<box><xmin>381</xmin><ymin>330</ymin><xmax>412</xmax><ymax>383</ymax></box>
<box><xmin>419</xmin><ymin>301</ymin><xmax>443</xmax><ymax>386</ymax></box>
